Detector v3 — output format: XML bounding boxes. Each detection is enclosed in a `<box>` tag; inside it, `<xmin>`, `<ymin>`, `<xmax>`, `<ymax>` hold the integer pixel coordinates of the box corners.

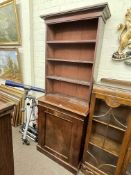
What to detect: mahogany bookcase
<box><xmin>37</xmin><ymin>3</ymin><xmax>110</xmax><ymax>174</ymax></box>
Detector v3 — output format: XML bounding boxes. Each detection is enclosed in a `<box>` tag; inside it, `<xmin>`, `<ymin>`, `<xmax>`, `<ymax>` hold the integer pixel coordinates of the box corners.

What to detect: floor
<box><xmin>12</xmin><ymin>127</ymin><xmax>83</xmax><ymax>175</ymax></box>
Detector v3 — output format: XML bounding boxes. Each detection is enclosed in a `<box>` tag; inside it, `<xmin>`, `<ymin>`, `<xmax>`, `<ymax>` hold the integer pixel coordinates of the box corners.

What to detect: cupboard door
<box><xmin>38</xmin><ymin>105</ymin><xmax>84</xmax><ymax>167</ymax></box>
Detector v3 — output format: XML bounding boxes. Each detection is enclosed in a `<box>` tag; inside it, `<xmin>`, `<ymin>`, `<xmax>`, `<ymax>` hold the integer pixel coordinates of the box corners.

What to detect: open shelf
<box><xmin>46</xmin><ymin>79</ymin><xmax>90</xmax><ymax>101</ymax></box>
<box><xmin>47</xmin><ymin>43</ymin><xmax>95</xmax><ymax>62</ymax></box>
<box><xmin>47</xmin><ymin>61</ymin><xmax>93</xmax><ymax>82</ymax></box>
<box><xmin>47</xmin><ymin>58</ymin><xmax>94</xmax><ymax>64</ymax></box>
<box><xmin>47</xmin><ymin>40</ymin><xmax>96</xmax><ymax>44</ymax></box>
<box><xmin>47</xmin><ymin>18</ymin><xmax>98</xmax><ymax>41</ymax></box>
<box><xmin>45</xmin><ymin>12</ymin><xmax>99</xmax><ymax>104</ymax></box>
<box><xmin>46</xmin><ymin>75</ymin><xmax>90</xmax><ymax>86</ymax></box>
<box><xmin>47</xmin><ymin>93</ymin><xmax>89</xmax><ymax>107</ymax></box>
<box><xmin>90</xmin><ymin>133</ymin><xmax>121</xmax><ymax>156</ymax></box>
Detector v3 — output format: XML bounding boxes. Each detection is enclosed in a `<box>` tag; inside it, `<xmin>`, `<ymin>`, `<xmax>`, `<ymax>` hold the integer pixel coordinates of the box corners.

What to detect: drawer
<box><xmin>38</xmin><ymin>105</ymin><xmax>80</xmax><ymax>121</ymax></box>
<box><xmin>44</xmin><ymin>107</ymin><xmax>63</xmax><ymax>117</ymax></box>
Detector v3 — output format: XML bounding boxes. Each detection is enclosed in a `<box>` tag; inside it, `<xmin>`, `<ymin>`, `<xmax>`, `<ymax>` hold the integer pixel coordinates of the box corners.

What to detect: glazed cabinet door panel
<box><xmin>123</xmin><ymin>148</ymin><xmax>131</xmax><ymax>175</ymax></box>
<box><xmin>82</xmin><ymin>86</ymin><xmax>131</xmax><ymax>175</ymax></box>
<box><xmin>38</xmin><ymin>105</ymin><xmax>84</xmax><ymax>167</ymax></box>
<box><xmin>116</xmin><ymin>115</ymin><xmax>131</xmax><ymax>175</ymax></box>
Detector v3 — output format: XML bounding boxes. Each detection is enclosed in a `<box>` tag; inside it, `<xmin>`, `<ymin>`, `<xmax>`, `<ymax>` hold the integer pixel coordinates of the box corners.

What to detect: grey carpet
<box><xmin>12</xmin><ymin>127</ymin><xmax>83</xmax><ymax>175</ymax></box>
<box><xmin>12</xmin><ymin>127</ymin><xmax>73</xmax><ymax>175</ymax></box>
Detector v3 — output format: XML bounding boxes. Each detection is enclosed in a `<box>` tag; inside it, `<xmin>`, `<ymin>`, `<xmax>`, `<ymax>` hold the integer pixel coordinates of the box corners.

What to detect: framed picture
<box><xmin>0</xmin><ymin>84</ymin><xmax>25</xmax><ymax>126</ymax></box>
<box><xmin>0</xmin><ymin>48</ymin><xmax>23</xmax><ymax>82</ymax></box>
<box><xmin>0</xmin><ymin>0</ymin><xmax>21</xmax><ymax>45</ymax></box>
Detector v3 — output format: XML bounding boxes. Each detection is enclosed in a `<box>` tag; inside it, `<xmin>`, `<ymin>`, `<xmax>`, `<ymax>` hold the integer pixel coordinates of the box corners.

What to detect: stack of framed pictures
<box><xmin>0</xmin><ymin>84</ymin><xmax>24</xmax><ymax>126</ymax></box>
<box><xmin>0</xmin><ymin>0</ymin><xmax>23</xmax><ymax>126</ymax></box>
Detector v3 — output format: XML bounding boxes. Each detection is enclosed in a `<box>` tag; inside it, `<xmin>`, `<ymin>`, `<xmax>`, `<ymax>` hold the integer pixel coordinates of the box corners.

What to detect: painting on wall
<box><xmin>0</xmin><ymin>0</ymin><xmax>21</xmax><ymax>45</ymax></box>
<box><xmin>0</xmin><ymin>49</ymin><xmax>22</xmax><ymax>83</ymax></box>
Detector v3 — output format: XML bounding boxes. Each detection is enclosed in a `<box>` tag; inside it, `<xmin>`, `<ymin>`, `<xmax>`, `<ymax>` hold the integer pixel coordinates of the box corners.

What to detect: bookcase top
<box><xmin>41</xmin><ymin>3</ymin><xmax>111</xmax><ymax>23</ymax></box>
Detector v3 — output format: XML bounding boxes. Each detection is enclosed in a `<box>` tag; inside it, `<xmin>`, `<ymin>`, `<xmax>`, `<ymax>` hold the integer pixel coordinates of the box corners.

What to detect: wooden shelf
<box><xmin>93</xmin><ymin>118</ymin><xmax>126</xmax><ymax>132</ymax></box>
<box><xmin>47</xmin><ymin>58</ymin><xmax>94</xmax><ymax>64</ymax></box>
<box><xmin>48</xmin><ymin>93</ymin><xmax>89</xmax><ymax>105</ymax></box>
<box><xmin>90</xmin><ymin>133</ymin><xmax>121</xmax><ymax>157</ymax></box>
<box><xmin>46</xmin><ymin>40</ymin><xmax>96</xmax><ymax>44</ymax></box>
<box><xmin>38</xmin><ymin>93</ymin><xmax>89</xmax><ymax>117</ymax></box>
<box><xmin>46</xmin><ymin>75</ymin><xmax>91</xmax><ymax>86</ymax></box>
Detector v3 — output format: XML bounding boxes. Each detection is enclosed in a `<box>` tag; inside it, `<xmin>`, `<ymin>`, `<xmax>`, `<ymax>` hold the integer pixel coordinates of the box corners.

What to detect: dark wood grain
<box><xmin>37</xmin><ymin>98</ymin><xmax>87</xmax><ymax>174</ymax></box>
<box><xmin>0</xmin><ymin>99</ymin><xmax>14</xmax><ymax>175</ymax></box>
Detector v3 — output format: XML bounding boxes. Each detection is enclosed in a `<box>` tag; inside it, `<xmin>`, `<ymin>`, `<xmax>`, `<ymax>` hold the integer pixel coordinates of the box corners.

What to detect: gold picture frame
<box><xmin>0</xmin><ymin>48</ymin><xmax>23</xmax><ymax>82</ymax></box>
<box><xmin>0</xmin><ymin>0</ymin><xmax>21</xmax><ymax>45</ymax></box>
<box><xmin>0</xmin><ymin>84</ymin><xmax>25</xmax><ymax>126</ymax></box>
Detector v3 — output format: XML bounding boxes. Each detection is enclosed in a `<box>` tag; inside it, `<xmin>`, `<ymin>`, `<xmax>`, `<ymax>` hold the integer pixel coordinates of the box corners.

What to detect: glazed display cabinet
<box><xmin>81</xmin><ymin>85</ymin><xmax>131</xmax><ymax>175</ymax></box>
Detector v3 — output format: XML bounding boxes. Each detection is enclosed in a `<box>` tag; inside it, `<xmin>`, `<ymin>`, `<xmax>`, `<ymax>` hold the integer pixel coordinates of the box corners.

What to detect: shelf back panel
<box><xmin>46</xmin><ymin>79</ymin><xmax>90</xmax><ymax>101</ymax></box>
<box><xmin>47</xmin><ymin>18</ymin><xmax>98</xmax><ymax>41</ymax></box>
<box><xmin>47</xmin><ymin>43</ymin><xmax>95</xmax><ymax>62</ymax></box>
<box><xmin>47</xmin><ymin>62</ymin><xmax>93</xmax><ymax>82</ymax></box>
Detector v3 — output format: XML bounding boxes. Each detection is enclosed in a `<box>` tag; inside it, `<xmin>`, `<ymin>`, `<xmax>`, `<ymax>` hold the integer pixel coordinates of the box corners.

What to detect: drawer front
<box><xmin>38</xmin><ymin>105</ymin><xmax>84</xmax><ymax>167</ymax></box>
<box><xmin>43</xmin><ymin>107</ymin><xmax>71</xmax><ymax>120</ymax></box>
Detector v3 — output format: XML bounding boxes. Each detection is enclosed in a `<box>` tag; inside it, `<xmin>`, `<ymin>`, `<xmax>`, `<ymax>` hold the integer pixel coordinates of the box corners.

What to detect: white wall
<box><xmin>0</xmin><ymin>0</ymin><xmax>34</xmax><ymax>85</ymax></box>
<box><xmin>31</xmin><ymin>0</ymin><xmax>131</xmax><ymax>89</ymax></box>
<box><xmin>1</xmin><ymin>0</ymin><xmax>130</xmax><ymax>87</ymax></box>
